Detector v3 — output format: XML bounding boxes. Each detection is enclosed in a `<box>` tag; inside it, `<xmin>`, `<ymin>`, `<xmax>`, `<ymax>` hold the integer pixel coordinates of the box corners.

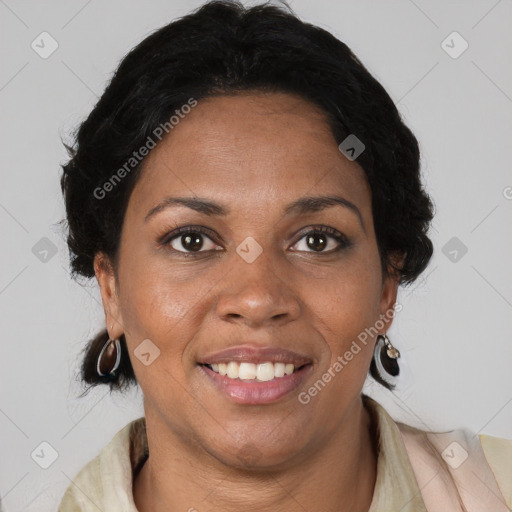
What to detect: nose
<box><xmin>216</xmin><ymin>251</ymin><xmax>301</xmax><ymax>329</ymax></box>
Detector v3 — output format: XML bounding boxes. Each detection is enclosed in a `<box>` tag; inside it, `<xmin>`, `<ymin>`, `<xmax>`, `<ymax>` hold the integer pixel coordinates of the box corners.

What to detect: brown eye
<box><xmin>306</xmin><ymin>233</ymin><xmax>328</xmax><ymax>251</ymax></box>
<box><xmin>164</xmin><ymin>227</ymin><xmax>221</xmax><ymax>253</ymax></box>
<box><xmin>291</xmin><ymin>227</ymin><xmax>351</xmax><ymax>253</ymax></box>
<box><xmin>176</xmin><ymin>233</ymin><xmax>204</xmax><ymax>252</ymax></box>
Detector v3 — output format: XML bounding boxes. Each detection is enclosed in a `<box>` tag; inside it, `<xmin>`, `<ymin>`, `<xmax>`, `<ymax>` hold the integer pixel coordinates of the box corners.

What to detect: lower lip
<box><xmin>199</xmin><ymin>364</ymin><xmax>312</xmax><ymax>405</ymax></box>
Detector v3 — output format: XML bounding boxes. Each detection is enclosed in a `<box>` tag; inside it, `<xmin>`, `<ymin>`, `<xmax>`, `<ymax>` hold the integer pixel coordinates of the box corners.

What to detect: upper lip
<box><xmin>198</xmin><ymin>345</ymin><xmax>313</xmax><ymax>366</ymax></box>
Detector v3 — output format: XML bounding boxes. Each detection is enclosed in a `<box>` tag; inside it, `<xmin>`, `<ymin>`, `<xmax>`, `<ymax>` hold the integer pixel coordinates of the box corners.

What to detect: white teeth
<box><xmin>257</xmin><ymin>362</ymin><xmax>274</xmax><ymax>381</ymax></box>
<box><xmin>206</xmin><ymin>361</ymin><xmax>298</xmax><ymax>381</ymax></box>
<box><xmin>284</xmin><ymin>363</ymin><xmax>294</xmax><ymax>376</ymax></box>
<box><xmin>238</xmin><ymin>362</ymin><xmax>257</xmax><ymax>380</ymax></box>
<box><xmin>227</xmin><ymin>361</ymin><xmax>238</xmax><ymax>379</ymax></box>
<box><xmin>274</xmin><ymin>362</ymin><xmax>285</xmax><ymax>378</ymax></box>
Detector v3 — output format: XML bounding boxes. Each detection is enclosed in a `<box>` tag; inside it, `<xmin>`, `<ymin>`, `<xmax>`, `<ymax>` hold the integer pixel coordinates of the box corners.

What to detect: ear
<box><xmin>378</xmin><ymin>252</ymin><xmax>403</xmax><ymax>330</ymax></box>
<box><xmin>94</xmin><ymin>252</ymin><xmax>124</xmax><ymax>339</ymax></box>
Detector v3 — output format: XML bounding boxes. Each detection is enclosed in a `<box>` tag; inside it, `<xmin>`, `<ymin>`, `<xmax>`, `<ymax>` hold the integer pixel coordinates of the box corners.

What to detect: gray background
<box><xmin>1</xmin><ymin>0</ymin><xmax>511</xmax><ymax>510</ymax></box>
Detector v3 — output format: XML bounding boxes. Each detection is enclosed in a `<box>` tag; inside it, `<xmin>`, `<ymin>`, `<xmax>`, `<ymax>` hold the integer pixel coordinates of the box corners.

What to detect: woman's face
<box><xmin>96</xmin><ymin>92</ymin><xmax>399</xmax><ymax>469</ymax></box>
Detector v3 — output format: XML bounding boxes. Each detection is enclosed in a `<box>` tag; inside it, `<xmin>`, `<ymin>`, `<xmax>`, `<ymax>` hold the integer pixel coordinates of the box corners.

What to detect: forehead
<box><xmin>128</xmin><ymin>92</ymin><xmax>370</xmax><ymax>217</ymax></box>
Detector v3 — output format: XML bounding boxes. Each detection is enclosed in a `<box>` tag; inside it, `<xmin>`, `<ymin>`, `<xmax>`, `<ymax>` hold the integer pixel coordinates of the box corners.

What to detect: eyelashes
<box><xmin>161</xmin><ymin>226</ymin><xmax>221</xmax><ymax>255</ymax></box>
<box><xmin>291</xmin><ymin>225</ymin><xmax>351</xmax><ymax>253</ymax></box>
<box><xmin>158</xmin><ymin>224</ymin><xmax>352</xmax><ymax>256</ymax></box>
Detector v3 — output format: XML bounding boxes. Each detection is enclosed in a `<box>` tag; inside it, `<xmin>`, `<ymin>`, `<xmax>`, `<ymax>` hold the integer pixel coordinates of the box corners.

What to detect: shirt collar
<box><xmin>363</xmin><ymin>395</ymin><xmax>427</xmax><ymax>511</ymax></box>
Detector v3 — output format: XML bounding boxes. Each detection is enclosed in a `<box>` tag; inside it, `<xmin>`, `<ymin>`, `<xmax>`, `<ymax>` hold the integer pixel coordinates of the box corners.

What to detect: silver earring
<box><xmin>373</xmin><ymin>334</ymin><xmax>400</xmax><ymax>386</ymax></box>
<box><xmin>97</xmin><ymin>335</ymin><xmax>122</xmax><ymax>377</ymax></box>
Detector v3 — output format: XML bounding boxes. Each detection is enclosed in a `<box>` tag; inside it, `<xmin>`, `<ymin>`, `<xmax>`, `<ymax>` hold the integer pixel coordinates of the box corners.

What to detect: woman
<box><xmin>58</xmin><ymin>1</ymin><xmax>512</xmax><ymax>511</ymax></box>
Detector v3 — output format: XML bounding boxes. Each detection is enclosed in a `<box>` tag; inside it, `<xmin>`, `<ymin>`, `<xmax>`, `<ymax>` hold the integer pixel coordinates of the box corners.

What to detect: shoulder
<box><xmin>479</xmin><ymin>433</ymin><xmax>512</xmax><ymax>506</ymax></box>
<box><xmin>58</xmin><ymin>417</ymin><xmax>145</xmax><ymax>512</ymax></box>
<box><xmin>397</xmin><ymin>420</ymin><xmax>512</xmax><ymax>510</ymax></box>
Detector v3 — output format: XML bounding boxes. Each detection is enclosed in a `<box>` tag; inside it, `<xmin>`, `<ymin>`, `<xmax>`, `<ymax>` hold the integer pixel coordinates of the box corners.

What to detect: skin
<box><xmin>95</xmin><ymin>92</ymin><xmax>401</xmax><ymax>512</ymax></box>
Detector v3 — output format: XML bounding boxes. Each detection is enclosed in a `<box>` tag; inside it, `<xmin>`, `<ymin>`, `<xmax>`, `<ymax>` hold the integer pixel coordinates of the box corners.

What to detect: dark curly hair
<box><xmin>61</xmin><ymin>0</ymin><xmax>434</xmax><ymax>392</ymax></box>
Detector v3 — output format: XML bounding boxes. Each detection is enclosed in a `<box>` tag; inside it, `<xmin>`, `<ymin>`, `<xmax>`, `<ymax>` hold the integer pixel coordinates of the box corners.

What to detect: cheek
<box><xmin>116</xmin><ymin>253</ymin><xmax>199</xmax><ymax>377</ymax></box>
<box><xmin>316</xmin><ymin>257</ymin><xmax>382</xmax><ymax>332</ymax></box>
<box><xmin>116</xmin><ymin>244</ymin><xmax>227</xmax><ymax>381</ymax></box>
<box><xmin>117</xmin><ymin>232</ymin><xmax>201</xmax><ymax>333</ymax></box>
<box><xmin>119</xmin><ymin>269</ymin><xmax>184</xmax><ymax>339</ymax></box>
<box><xmin>117</xmin><ymin>272</ymin><xmax>200</xmax><ymax>411</ymax></box>
<box><xmin>306</xmin><ymin>253</ymin><xmax>383</xmax><ymax>373</ymax></box>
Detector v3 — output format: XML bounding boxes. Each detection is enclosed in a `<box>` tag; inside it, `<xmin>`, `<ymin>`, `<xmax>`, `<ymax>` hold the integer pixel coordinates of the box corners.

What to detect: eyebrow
<box><xmin>144</xmin><ymin>194</ymin><xmax>365</xmax><ymax>232</ymax></box>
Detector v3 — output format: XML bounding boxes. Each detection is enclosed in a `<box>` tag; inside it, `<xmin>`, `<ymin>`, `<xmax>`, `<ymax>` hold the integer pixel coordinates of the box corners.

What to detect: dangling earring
<box><xmin>97</xmin><ymin>326</ymin><xmax>122</xmax><ymax>378</ymax></box>
<box><xmin>373</xmin><ymin>333</ymin><xmax>401</xmax><ymax>386</ymax></box>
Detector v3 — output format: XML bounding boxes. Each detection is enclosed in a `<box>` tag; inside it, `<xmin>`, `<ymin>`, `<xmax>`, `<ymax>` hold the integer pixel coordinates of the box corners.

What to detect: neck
<box><xmin>134</xmin><ymin>396</ymin><xmax>378</xmax><ymax>512</ymax></box>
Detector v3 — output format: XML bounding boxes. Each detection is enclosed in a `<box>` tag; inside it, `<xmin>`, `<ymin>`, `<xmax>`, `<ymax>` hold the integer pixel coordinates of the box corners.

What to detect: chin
<box><xmin>202</xmin><ymin>424</ymin><xmax>310</xmax><ymax>471</ymax></box>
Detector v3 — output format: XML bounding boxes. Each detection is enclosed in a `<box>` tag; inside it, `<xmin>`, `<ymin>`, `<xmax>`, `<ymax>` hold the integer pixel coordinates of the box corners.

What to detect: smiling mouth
<box><xmin>200</xmin><ymin>361</ymin><xmax>311</xmax><ymax>382</ymax></box>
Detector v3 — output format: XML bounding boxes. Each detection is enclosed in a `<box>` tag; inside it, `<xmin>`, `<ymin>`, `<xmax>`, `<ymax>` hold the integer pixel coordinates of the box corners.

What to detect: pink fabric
<box><xmin>398</xmin><ymin>422</ymin><xmax>510</xmax><ymax>512</ymax></box>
